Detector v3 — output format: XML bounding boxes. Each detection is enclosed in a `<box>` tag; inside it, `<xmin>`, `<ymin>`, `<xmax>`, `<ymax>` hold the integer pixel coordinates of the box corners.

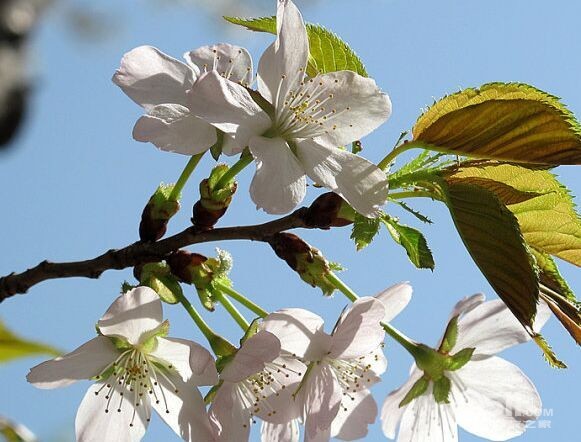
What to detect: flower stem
<box><xmin>388</xmin><ymin>190</ymin><xmax>438</xmax><ymax>200</ymax></box>
<box><xmin>214</xmin><ymin>281</ymin><xmax>269</xmax><ymax>318</ymax></box>
<box><xmin>381</xmin><ymin>322</ymin><xmax>421</xmax><ymax>355</ymax></box>
<box><xmin>212</xmin><ymin>149</ymin><xmax>253</xmax><ymax>193</ymax></box>
<box><xmin>378</xmin><ymin>142</ymin><xmax>416</xmax><ymax>171</ymax></box>
<box><xmin>175</xmin><ymin>290</ymin><xmax>235</xmax><ymax>356</ymax></box>
<box><xmin>326</xmin><ymin>272</ymin><xmax>359</xmax><ymax>302</ymax></box>
<box><xmin>169</xmin><ymin>153</ymin><xmax>205</xmax><ymax>201</ymax></box>
<box><xmin>215</xmin><ymin>290</ymin><xmax>250</xmax><ymax>331</ymax></box>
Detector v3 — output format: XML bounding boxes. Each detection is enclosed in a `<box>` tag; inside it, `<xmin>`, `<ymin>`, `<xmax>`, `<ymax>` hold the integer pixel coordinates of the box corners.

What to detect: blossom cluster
<box><xmin>25</xmin><ymin>1</ymin><xmax>552</xmax><ymax>441</ymax></box>
<box><xmin>28</xmin><ymin>284</ymin><xmax>546</xmax><ymax>441</ymax></box>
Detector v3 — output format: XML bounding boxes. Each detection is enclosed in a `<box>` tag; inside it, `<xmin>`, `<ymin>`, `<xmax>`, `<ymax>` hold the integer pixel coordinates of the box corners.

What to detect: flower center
<box><xmin>92</xmin><ymin>348</ymin><xmax>179</xmax><ymax>427</ymax></box>
<box><xmin>235</xmin><ymin>360</ymin><xmax>303</xmax><ymax>429</ymax></box>
<box><xmin>273</xmin><ymin>71</ymin><xmax>352</xmax><ymax>140</ymax></box>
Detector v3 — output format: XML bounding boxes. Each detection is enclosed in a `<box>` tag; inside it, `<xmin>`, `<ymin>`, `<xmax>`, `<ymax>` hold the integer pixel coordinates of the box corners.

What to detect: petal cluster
<box><xmin>27</xmin><ymin>287</ymin><xmax>218</xmax><ymax>442</ymax></box>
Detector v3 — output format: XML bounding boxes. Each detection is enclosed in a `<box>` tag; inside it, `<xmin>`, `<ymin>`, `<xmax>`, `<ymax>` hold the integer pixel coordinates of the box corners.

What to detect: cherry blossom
<box><xmin>188</xmin><ymin>0</ymin><xmax>391</xmax><ymax>216</ymax></box>
<box><xmin>261</xmin><ymin>297</ymin><xmax>388</xmax><ymax>440</ymax></box>
<box><xmin>381</xmin><ymin>294</ymin><xmax>551</xmax><ymax>442</ymax></box>
<box><xmin>209</xmin><ymin>330</ymin><xmax>306</xmax><ymax>442</ymax></box>
<box><xmin>113</xmin><ymin>43</ymin><xmax>252</xmax><ymax>155</ymax></box>
<box><xmin>27</xmin><ymin>287</ymin><xmax>218</xmax><ymax>442</ymax></box>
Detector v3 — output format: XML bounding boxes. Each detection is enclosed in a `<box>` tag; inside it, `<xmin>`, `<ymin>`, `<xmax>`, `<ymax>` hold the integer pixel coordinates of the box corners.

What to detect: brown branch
<box><xmin>0</xmin><ymin>208</ymin><xmax>310</xmax><ymax>302</ymax></box>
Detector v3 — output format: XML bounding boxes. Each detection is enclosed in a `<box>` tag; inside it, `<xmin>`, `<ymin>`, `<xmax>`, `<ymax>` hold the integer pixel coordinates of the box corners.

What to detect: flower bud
<box><xmin>192</xmin><ymin>164</ymin><xmax>237</xmax><ymax>230</ymax></box>
<box><xmin>139</xmin><ymin>184</ymin><xmax>180</xmax><ymax>241</ymax></box>
<box><xmin>269</xmin><ymin>233</ymin><xmax>335</xmax><ymax>296</ymax></box>
<box><xmin>167</xmin><ymin>250</ymin><xmax>210</xmax><ymax>286</ymax></box>
<box><xmin>304</xmin><ymin>192</ymin><xmax>356</xmax><ymax>229</ymax></box>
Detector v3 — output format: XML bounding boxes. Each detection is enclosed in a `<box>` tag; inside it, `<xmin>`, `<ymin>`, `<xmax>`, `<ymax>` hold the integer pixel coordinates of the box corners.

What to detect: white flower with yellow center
<box><xmin>188</xmin><ymin>0</ymin><xmax>391</xmax><ymax>217</ymax></box>
<box><xmin>27</xmin><ymin>287</ymin><xmax>218</xmax><ymax>442</ymax></box>
<box><xmin>209</xmin><ymin>330</ymin><xmax>306</xmax><ymax>442</ymax></box>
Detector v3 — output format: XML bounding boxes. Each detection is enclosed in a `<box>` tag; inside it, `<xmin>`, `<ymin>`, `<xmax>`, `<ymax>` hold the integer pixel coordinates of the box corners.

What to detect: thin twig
<box><xmin>0</xmin><ymin>208</ymin><xmax>310</xmax><ymax>302</ymax></box>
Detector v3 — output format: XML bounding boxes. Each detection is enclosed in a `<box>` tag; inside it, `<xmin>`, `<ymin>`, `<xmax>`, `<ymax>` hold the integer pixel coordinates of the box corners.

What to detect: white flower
<box><xmin>209</xmin><ymin>330</ymin><xmax>306</xmax><ymax>442</ymax></box>
<box><xmin>188</xmin><ymin>0</ymin><xmax>391</xmax><ymax>216</ymax></box>
<box><xmin>262</xmin><ymin>297</ymin><xmax>388</xmax><ymax>440</ymax></box>
<box><xmin>381</xmin><ymin>294</ymin><xmax>551</xmax><ymax>442</ymax></box>
<box><xmin>113</xmin><ymin>43</ymin><xmax>253</xmax><ymax>156</ymax></box>
<box><xmin>27</xmin><ymin>287</ymin><xmax>218</xmax><ymax>442</ymax></box>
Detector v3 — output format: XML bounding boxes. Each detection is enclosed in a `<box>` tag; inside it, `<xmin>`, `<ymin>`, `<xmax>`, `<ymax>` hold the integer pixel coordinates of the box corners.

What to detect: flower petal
<box><xmin>456</xmin><ymin>299</ymin><xmax>551</xmax><ymax>356</ymax></box>
<box><xmin>374</xmin><ymin>282</ymin><xmax>412</xmax><ymax>323</ymax></box>
<box><xmin>248</xmin><ymin>136</ymin><xmax>307</xmax><ymax>214</ymax></box>
<box><xmin>75</xmin><ymin>382</ymin><xmax>149</xmax><ymax>442</ymax></box>
<box><xmin>308</xmin><ymin>71</ymin><xmax>391</xmax><ymax>147</ymax></box>
<box><xmin>188</xmin><ymin>71</ymin><xmax>271</xmax><ymax>151</ymax></box>
<box><xmin>150</xmin><ymin>337</ymin><xmax>218</xmax><ymax>386</ymax></box>
<box><xmin>261</xmin><ymin>420</ymin><xmax>300</xmax><ymax>442</ymax></box>
<box><xmin>296</xmin><ymin>139</ymin><xmax>389</xmax><ymax>217</ymax></box>
<box><xmin>97</xmin><ymin>287</ymin><xmax>163</xmax><ymax>346</ymax></box>
<box><xmin>152</xmin><ymin>374</ymin><xmax>216</xmax><ymax>442</ymax></box>
<box><xmin>453</xmin><ymin>356</ymin><xmax>541</xmax><ymax>440</ymax></box>
<box><xmin>113</xmin><ymin>45</ymin><xmax>194</xmax><ymax>109</ymax></box>
<box><xmin>380</xmin><ymin>367</ymin><xmax>423</xmax><ymax>439</ymax></box>
<box><xmin>209</xmin><ymin>383</ymin><xmax>251</xmax><ymax>442</ymax></box>
<box><xmin>397</xmin><ymin>394</ymin><xmax>458</xmax><ymax>442</ymax></box>
<box><xmin>185</xmin><ymin>44</ymin><xmax>253</xmax><ymax>86</ymax></box>
<box><xmin>329</xmin><ymin>297</ymin><xmax>385</xmax><ymax>360</ymax></box>
<box><xmin>133</xmin><ymin>104</ymin><xmax>217</xmax><ymax>155</ymax></box>
<box><xmin>302</xmin><ymin>363</ymin><xmax>342</xmax><ymax>440</ymax></box>
<box><xmin>262</xmin><ymin>308</ymin><xmax>330</xmax><ymax>361</ymax></box>
<box><xmin>220</xmin><ymin>331</ymin><xmax>281</xmax><ymax>383</ymax></box>
<box><xmin>257</xmin><ymin>0</ymin><xmax>308</xmax><ymax>107</ymax></box>
<box><xmin>27</xmin><ymin>336</ymin><xmax>118</xmax><ymax>389</ymax></box>
<box><xmin>331</xmin><ymin>389</ymin><xmax>377</xmax><ymax>441</ymax></box>
<box><xmin>449</xmin><ymin>293</ymin><xmax>486</xmax><ymax>319</ymax></box>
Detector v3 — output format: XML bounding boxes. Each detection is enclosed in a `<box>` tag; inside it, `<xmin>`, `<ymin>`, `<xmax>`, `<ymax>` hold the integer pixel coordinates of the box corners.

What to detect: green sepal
<box><xmin>438</xmin><ymin>316</ymin><xmax>459</xmax><ymax>354</ymax></box>
<box><xmin>150</xmin><ymin>183</ymin><xmax>181</xmax><ymax>216</ymax></box>
<box><xmin>210</xmin><ymin>336</ymin><xmax>237</xmax><ymax>360</ymax></box>
<box><xmin>240</xmin><ymin>318</ymin><xmax>261</xmax><ymax>345</ymax></box>
<box><xmin>215</xmin><ymin>353</ymin><xmax>236</xmax><ymax>374</ymax></box>
<box><xmin>210</xmin><ymin>131</ymin><xmax>224</xmax><ymax>161</ymax></box>
<box><xmin>398</xmin><ymin>375</ymin><xmax>430</xmax><ymax>407</ymax></box>
<box><xmin>446</xmin><ymin>347</ymin><xmax>475</xmax><ymax>371</ymax></box>
<box><xmin>204</xmin><ymin>380</ymin><xmax>223</xmax><ymax>405</ymax></box>
<box><xmin>197</xmin><ymin>287</ymin><xmax>216</xmax><ymax>312</ymax></box>
<box><xmin>205</xmin><ymin>164</ymin><xmax>237</xmax><ymax>205</ymax></box>
<box><xmin>140</xmin><ymin>262</ymin><xmax>182</xmax><ymax>304</ymax></box>
<box><xmin>432</xmin><ymin>375</ymin><xmax>452</xmax><ymax>404</ymax></box>
<box><xmin>138</xmin><ymin>320</ymin><xmax>170</xmax><ymax>353</ymax></box>
<box><xmin>121</xmin><ymin>281</ymin><xmax>137</xmax><ymax>294</ymax></box>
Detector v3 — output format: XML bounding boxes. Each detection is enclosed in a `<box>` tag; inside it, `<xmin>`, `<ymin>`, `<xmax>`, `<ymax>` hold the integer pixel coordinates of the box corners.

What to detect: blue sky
<box><xmin>0</xmin><ymin>0</ymin><xmax>579</xmax><ymax>441</ymax></box>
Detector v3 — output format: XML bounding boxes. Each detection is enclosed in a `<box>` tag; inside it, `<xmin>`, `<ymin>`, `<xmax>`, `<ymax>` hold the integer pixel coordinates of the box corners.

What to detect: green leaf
<box><xmin>350</xmin><ymin>214</ymin><xmax>381</xmax><ymax>251</ymax></box>
<box><xmin>0</xmin><ymin>320</ymin><xmax>60</xmax><ymax>363</ymax></box>
<box><xmin>391</xmin><ymin>200</ymin><xmax>433</xmax><ymax>224</ymax></box>
<box><xmin>0</xmin><ymin>416</ymin><xmax>36</xmax><ymax>442</ymax></box>
<box><xmin>432</xmin><ymin>376</ymin><xmax>451</xmax><ymax>404</ymax></box>
<box><xmin>441</xmin><ymin>180</ymin><xmax>540</xmax><ymax>330</ymax></box>
<box><xmin>413</xmin><ymin>83</ymin><xmax>581</xmax><ymax>165</ymax></box>
<box><xmin>447</xmin><ymin>163</ymin><xmax>581</xmax><ymax>266</ymax></box>
<box><xmin>533</xmin><ymin>334</ymin><xmax>567</xmax><ymax>368</ymax></box>
<box><xmin>399</xmin><ymin>376</ymin><xmax>429</xmax><ymax>407</ymax></box>
<box><xmin>382</xmin><ymin>216</ymin><xmax>435</xmax><ymax>270</ymax></box>
<box><xmin>224</xmin><ymin>16</ymin><xmax>368</xmax><ymax>77</ymax></box>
